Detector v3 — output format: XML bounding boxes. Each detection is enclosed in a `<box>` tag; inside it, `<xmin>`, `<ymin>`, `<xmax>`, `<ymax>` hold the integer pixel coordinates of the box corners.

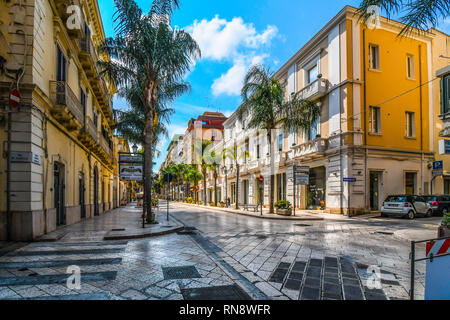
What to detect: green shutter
<box><xmin>441</xmin><ymin>78</ymin><xmax>445</xmax><ymax>115</ymax></box>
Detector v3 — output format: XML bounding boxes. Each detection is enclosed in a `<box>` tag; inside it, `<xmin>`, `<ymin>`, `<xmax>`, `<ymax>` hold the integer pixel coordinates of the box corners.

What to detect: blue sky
<box><xmin>97</xmin><ymin>0</ymin><xmax>450</xmax><ymax>171</ymax></box>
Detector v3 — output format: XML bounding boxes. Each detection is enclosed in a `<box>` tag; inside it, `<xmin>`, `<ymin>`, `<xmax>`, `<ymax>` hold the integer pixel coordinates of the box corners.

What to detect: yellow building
<box><xmin>216</xmin><ymin>6</ymin><xmax>448</xmax><ymax>215</ymax></box>
<box><xmin>0</xmin><ymin>0</ymin><xmax>120</xmax><ymax>240</ymax></box>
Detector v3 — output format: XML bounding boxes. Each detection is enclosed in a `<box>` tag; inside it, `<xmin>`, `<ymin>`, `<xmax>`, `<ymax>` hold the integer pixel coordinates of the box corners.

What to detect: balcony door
<box><xmin>56</xmin><ymin>45</ymin><xmax>66</xmax><ymax>82</ymax></box>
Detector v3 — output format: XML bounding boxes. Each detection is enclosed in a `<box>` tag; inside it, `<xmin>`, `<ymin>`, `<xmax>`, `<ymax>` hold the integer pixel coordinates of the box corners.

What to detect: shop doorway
<box><xmin>307</xmin><ymin>166</ymin><xmax>326</xmax><ymax>210</ymax></box>
<box><xmin>79</xmin><ymin>172</ymin><xmax>86</xmax><ymax>219</ymax></box>
<box><xmin>93</xmin><ymin>167</ymin><xmax>99</xmax><ymax>216</ymax></box>
<box><xmin>54</xmin><ymin>162</ymin><xmax>66</xmax><ymax>226</ymax></box>
<box><xmin>370</xmin><ymin>172</ymin><xmax>381</xmax><ymax>211</ymax></box>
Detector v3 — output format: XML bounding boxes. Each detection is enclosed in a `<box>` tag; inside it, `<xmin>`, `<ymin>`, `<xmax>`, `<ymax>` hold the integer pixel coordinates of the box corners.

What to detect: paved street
<box><xmin>0</xmin><ymin>202</ymin><xmax>441</xmax><ymax>300</ymax></box>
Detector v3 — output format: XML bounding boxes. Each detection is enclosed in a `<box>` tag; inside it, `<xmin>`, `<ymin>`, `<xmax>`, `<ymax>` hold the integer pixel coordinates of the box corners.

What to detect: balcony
<box><xmin>49</xmin><ymin>81</ymin><xmax>84</xmax><ymax>131</ymax></box>
<box><xmin>78</xmin><ymin>116</ymin><xmax>99</xmax><ymax>149</ymax></box>
<box><xmin>298</xmin><ymin>78</ymin><xmax>328</xmax><ymax>101</ymax></box>
<box><xmin>292</xmin><ymin>137</ymin><xmax>328</xmax><ymax>159</ymax></box>
<box><xmin>79</xmin><ymin>36</ymin><xmax>100</xmax><ymax>79</ymax></box>
<box><xmin>100</xmin><ymin>135</ymin><xmax>113</xmax><ymax>159</ymax></box>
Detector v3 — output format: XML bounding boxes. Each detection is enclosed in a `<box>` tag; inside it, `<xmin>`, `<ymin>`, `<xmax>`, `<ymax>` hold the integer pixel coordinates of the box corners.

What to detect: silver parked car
<box><xmin>381</xmin><ymin>195</ymin><xmax>432</xmax><ymax>219</ymax></box>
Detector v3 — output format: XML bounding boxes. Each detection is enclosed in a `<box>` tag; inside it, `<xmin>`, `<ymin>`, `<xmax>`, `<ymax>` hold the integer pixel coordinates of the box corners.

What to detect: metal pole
<box><xmin>260</xmin><ymin>186</ymin><xmax>263</xmax><ymax>216</ymax></box>
<box><xmin>142</xmin><ymin>154</ymin><xmax>145</xmax><ymax>228</ymax></box>
<box><xmin>6</xmin><ymin>110</ymin><xmax>11</xmax><ymax>241</ymax></box>
<box><xmin>410</xmin><ymin>241</ymin><xmax>415</xmax><ymax>300</ymax></box>
<box><xmin>167</xmin><ymin>173</ymin><xmax>169</xmax><ymax>221</ymax></box>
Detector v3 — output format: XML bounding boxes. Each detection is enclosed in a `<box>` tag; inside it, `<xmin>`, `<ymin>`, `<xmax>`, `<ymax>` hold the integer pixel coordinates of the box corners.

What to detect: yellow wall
<box><xmin>363</xmin><ymin>26</ymin><xmax>430</xmax><ymax>152</ymax></box>
<box><xmin>431</xmin><ymin>30</ymin><xmax>450</xmax><ymax>193</ymax></box>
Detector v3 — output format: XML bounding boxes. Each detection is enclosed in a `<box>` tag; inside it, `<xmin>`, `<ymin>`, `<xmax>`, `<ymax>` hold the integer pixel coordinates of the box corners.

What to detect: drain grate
<box><xmin>295</xmin><ymin>224</ymin><xmax>311</xmax><ymax>227</ymax></box>
<box><xmin>375</xmin><ymin>231</ymin><xmax>394</xmax><ymax>235</ymax></box>
<box><xmin>181</xmin><ymin>284</ymin><xmax>252</xmax><ymax>300</ymax></box>
<box><xmin>162</xmin><ymin>266</ymin><xmax>201</xmax><ymax>280</ymax></box>
<box><xmin>111</xmin><ymin>228</ymin><xmax>125</xmax><ymax>232</ymax></box>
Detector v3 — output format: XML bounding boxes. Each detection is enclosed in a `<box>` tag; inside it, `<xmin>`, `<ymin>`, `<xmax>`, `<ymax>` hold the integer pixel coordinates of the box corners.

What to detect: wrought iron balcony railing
<box><xmin>49</xmin><ymin>80</ymin><xmax>84</xmax><ymax>126</ymax></box>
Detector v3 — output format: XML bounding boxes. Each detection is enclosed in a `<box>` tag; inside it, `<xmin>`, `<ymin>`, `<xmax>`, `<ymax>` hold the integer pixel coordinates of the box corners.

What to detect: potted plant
<box><xmin>438</xmin><ymin>212</ymin><xmax>450</xmax><ymax>237</ymax></box>
<box><xmin>209</xmin><ymin>201</ymin><xmax>215</xmax><ymax>207</ymax></box>
<box><xmin>275</xmin><ymin>200</ymin><xmax>292</xmax><ymax>216</ymax></box>
<box><xmin>219</xmin><ymin>201</ymin><xmax>226</xmax><ymax>208</ymax></box>
<box><xmin>198</xmin><ymin>201</ymin><xmax>203</xmax><ymax>205</ymax></box>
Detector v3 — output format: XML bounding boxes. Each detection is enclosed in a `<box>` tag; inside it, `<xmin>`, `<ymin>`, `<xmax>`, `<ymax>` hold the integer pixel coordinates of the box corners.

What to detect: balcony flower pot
<box><xmin>276</xmin><ymin>208</ymin><xmax>292</xmax><ymax>216</ymax></box>
<box><xmin>439</xmin><ymin>213</ymin><xmax>450</xmax><ymax>237</ymax></box>
<box><xmin>275</xmin><ymin>200</ymin><xmax>292</xmax><ymax>216</ymax></box>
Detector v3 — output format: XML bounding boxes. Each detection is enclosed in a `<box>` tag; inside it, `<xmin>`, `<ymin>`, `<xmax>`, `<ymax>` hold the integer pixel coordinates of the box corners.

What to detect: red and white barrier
<box><xmin>426</xmin><ymin>239</ymin><xmax>450</xmax><ymax>257</ymax></box>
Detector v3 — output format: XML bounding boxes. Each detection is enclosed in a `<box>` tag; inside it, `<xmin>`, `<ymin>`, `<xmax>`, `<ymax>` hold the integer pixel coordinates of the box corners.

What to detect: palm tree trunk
<box><xmin>214</xmin><ymin>171</ymin><xmax>217</xmax><ymax>206</ymax></box>
<box><xmin>144</xmin><ymin>108</ymin><xmax>154</xmax><ymax>223</ymax></box>
<box><xmin>235</xmin><ymin>163</ymin><xmax>240</xmax><ymax>210</ymax></box>
<box><xmin>268</xmin><ymin>132</ymin><xmax>274</xmax><ymax>214</ymax></box>
<box><xmin>203</xmin><ymin>169</ymin><xmax>207</xmax><ymax>204</ymax></box>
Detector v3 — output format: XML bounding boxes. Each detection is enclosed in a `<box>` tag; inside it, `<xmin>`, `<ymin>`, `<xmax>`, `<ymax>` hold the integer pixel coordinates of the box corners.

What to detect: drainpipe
<box><xmin>419</xmin><ymin>45</ymin><xmax>424</xmax><ymax>194</ymax></box>
<box><xmin>6</xmin><ymin>109</ymin><xmax>11</xmax><ymax>241</ymax></box>
<box><xmin>363</xmin><ymin>28</ymin><xmax>368</xmax><ymax>212</ymax></box>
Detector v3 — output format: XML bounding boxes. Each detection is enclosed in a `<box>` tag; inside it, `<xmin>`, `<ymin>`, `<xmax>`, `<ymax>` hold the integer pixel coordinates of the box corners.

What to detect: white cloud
<box><xmin>186</xmin><ymin>16</ymin><xmax>278</xmax><ymax>96</ymax></box>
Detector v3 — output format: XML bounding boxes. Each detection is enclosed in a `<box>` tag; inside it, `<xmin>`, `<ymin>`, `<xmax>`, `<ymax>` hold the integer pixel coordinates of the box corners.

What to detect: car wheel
<box><xmin>407</xmin><ymin>210</ymin><xmax>415</xmax><ymax>220</ymax></box>
<box><xmin>426</xmin><ymin>209</ymin><xmax>432</xmax><ymax>218</ymax></box>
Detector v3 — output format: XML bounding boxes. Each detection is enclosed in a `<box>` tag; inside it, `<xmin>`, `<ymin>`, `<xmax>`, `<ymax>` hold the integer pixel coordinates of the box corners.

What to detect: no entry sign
<box><xmin>10</xmin><ymin>88</ymin><xmax>21</xmax><ymax>109</ymax></box>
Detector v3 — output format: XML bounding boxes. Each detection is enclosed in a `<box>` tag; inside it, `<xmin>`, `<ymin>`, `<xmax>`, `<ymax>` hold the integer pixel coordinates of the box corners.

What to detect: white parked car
<box><xmin>381</xmin><ymin>195</ymin><xmax>432</xmax><ymax>219</ymax></box>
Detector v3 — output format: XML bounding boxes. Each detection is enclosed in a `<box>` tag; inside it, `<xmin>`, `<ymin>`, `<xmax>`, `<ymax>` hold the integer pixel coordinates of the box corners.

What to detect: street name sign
<box><xmin>343</xmin><ymin>178</ymin><xmax>357</xmax><ymax>183</ymax></box>
<box><xmin>119</xmin><ymin>154</ymin><xmax>143</xmax><ymax>163</ymax></box>
<box><xmin>120</xmin><ymin>164</ymin><xmax>143</xmax><ymax>181</ymax></box>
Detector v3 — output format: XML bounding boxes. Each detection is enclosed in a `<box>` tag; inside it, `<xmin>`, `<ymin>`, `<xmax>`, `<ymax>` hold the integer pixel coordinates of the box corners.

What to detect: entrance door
<box><xmin>79</xmin><ymin>172</ymin><xmax>86</xmax><ymax>219</ymax></box>
<box><xmin>93</xmin><ymin>167</ymin><xmax>99</xmax><ymax>216</ymax></box>
<box><xmin>54</xmin><ymin>162</ymin><xmax>66</xmax><ymax>226</ymax></box>
<box><xmin>370</xmin><ymin>172</ymin><xmax>381</xmax><ymax>211</ymax></box>
<box><xmin>243</xmin><ymin>180</ymin><xmax>249</xmax><ymax>205</ymax></box>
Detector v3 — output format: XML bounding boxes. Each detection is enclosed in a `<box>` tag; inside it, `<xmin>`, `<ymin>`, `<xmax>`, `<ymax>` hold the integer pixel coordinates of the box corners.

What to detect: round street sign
<box><xmin>10</xmin><ymin>88</ymin><xmax>21</xmax><ymax>109</ymax></box>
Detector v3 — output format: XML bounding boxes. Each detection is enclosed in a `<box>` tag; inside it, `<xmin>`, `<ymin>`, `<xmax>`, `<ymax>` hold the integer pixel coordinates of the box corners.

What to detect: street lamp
<box><xmin>132</xmin><ymin>144</ymin><xmax>138</xmax><ymax>154</ymax></box>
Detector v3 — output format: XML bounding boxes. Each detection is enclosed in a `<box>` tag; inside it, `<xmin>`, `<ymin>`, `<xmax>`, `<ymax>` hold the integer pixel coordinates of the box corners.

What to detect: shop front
<box><xmin>307</xmin><ymin>166</ymin><xmax>326</xmax><ymax>210</ymax></box>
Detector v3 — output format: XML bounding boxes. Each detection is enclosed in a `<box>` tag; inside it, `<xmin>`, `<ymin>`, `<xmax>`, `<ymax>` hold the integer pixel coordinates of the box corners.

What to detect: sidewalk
<box><xmin>173</xmin><ymin>202</ymin><xmax>325</xmax><ymax>221</ymax></box>
<box><xmin>36</xmin><ymin>204</ymin><xmax>183</xmax><ymax>242</ymax></box>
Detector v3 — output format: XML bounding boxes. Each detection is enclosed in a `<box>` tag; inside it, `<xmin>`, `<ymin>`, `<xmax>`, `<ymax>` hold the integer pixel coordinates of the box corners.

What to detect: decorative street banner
<box><xmin>120</xmin><ymin>164</ymin><xmax>143</xmax><ymax>181</ymax></box>
<box><xmin>119</xmin><ymin>154</ymin><xmax>143</xmax><ymax>163</ymax></box>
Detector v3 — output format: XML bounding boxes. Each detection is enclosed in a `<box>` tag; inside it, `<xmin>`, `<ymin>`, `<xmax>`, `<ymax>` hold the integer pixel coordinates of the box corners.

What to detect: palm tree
<box><xmin>206</xmin><ymin>151</ymin><xmax>221</xmax><ymax>206</ymax></box>
<box><xmin>185</xmin><ymin>166</ymin><xmax>203</xmax><ymax>203</ymax></box>
<box><xmin>173</xmin><ymin>163</ymin><xmax>188</xmax><ymax>201</ymax></box>
<box><xmin>223</xmin><ymin>145</ymin><xmax>249</xmax><ymax>210</ymax></box>
<box><xmin>199</xmin><ymin>141</ymin><xmax>212</xmax><ymax>204</ymax></box>
<box><xmin>238</xmin><ymin>64</ymin><xmax>320</xmax><ymax>213</ymax></box>
<box><xmin>98</xmin><ymin>0</ymin><xmax>200</xmax><ymax>222</ymax></box>
<box><xmin>358</xmin><ymin>0</ymin><xmax>449</xmax><ymax>36</ymax></box>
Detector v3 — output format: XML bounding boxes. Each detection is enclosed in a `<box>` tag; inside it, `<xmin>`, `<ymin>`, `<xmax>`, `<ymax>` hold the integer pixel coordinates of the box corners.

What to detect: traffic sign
<box><xmin>10</xmin><ymin>88</ymin><xmax>20</xmax><ymax>109</ymax></box>
<box><xmin>433</xmin><ymin>161</ymin><xmax>444</xmax><ymax>177</ymax></box>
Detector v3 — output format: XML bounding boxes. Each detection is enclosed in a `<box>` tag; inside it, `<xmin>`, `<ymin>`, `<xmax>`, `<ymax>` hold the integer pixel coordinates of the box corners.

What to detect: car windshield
<box><xmin>424</xmin><ymin>196</ymin><xmax>437</xmax><ymax>202</ymax></box>
<box><xmin>385</xmin><ymin>196</ymin><xmax>407</xmax><ymax>202</ymax></box>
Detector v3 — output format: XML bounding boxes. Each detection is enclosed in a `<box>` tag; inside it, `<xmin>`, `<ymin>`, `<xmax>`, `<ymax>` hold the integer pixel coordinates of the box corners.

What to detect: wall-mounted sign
<box><xmin>439</xmin><ymin>140</ymin><xmax>450</xmax><ymax>155</ymax></box>
<box><xmin>433</xmin><ymin>161</ymin><xmax>444</xmax><ymax>177</ymax></box>
<box><xmin>295</xmin><ymin>174</ymin><xmax>309</xmax><ymax>185</ymax></box>
<box><xmin>120</xmin><ymin>164</ymin><xmax>143</xmax><ymax>181</ymax></box>
<box><xmin>293</xmin><ymin>165</ymin><xmax>309</xmax><ymax>174</ymax></box>
<box><xmin>119</xmin><ymin>154</ymin><xmax>143</xmax><ymax>163</ymax></box>
<box><xmin>11</xmin><ymin>151</ymin><xmax>41</xmax><ymax>165</ymax></box>
<box><xmin>343</xmin><ymin>178</ymin><xmax>357</xmax><ymax>183</ymax></box>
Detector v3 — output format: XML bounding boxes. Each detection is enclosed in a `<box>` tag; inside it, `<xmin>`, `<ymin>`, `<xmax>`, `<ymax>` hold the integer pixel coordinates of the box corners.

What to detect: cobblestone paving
<box><xmin>0</xmin><ymin>202</ymin><xmax>438</xmax><ymax>300</ymax></box>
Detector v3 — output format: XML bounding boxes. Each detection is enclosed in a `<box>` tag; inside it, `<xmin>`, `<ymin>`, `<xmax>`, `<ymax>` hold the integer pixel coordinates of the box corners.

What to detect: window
<box><xmin>441</xmin><ymin>74</ymin><xmax>450</xmax><ymax>116</ymax></box>
<box><xmin>56</xmin><ymin>45</ymin><xmax>67</xmax><ymax>82</ymax></box>
<box><xmin>406</xmin><ymin>54</ymin><xmax>415</xmax><ymax>79</ymax></box>
<box><xmin>80</xmin><ymin>88</ymin><xmax>86</xmax><ymax>114</ymax></box>
<box><xmin>369</xmin><ymin>44</ymin><xmax>380</xmax><ymax>70</ymax></box>
<box><xmin>369</xmin><ymin>106</ymin><xmax>381</xmax><ymax>133</ymax></box>
<box><xmin>278</xmin><ymin>134</ymin><xmax>284</xmax><ymax>152</ymax></box>
<box><xmin>309</xmin><ymin>119</ymin><xmax>319</xmax><ymax>141</ymax></box>
<box><xmin>256</xmin><ymin>144</ymin><xmax>260</xmax><ymax>159</ymax></box>
<box><xmin>405</xmin><ymin>112</ymin><xmax>415</xmax><ymax>138</ymax></box>
<box><xmin>307</xmin><ymin>64</ymin><xmax>319</xmax><ymax>84</ymax></box>
<box><xmin>93</xmin><ymin>109</ymin><xmax>98</xmax><ymax>126</ymax></box>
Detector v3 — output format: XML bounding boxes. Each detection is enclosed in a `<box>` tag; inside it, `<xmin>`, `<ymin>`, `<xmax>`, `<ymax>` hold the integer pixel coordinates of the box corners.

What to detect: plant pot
<box><xmin>438</xmin><ymin>225</ymin><xmax>450</xmax><ymax>238</ymax></box>
<box><xmin>219</xmin><ymin>204</ymin><xmax>225</xmax><ymax>208</ymax></box>
<box><xmin>276</xmin><ymin>208</ymin><xmax>292</xmax><ymax>216</ymax></box>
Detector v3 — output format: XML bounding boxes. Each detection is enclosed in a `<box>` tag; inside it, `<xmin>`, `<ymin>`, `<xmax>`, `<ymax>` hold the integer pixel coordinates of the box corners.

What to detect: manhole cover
<box><xmin>295</xmin><ymin>224</ymin><xmax>311</xmax><ymax>227</ymax></box>
<box><xmin>162</xmin><ymin>266</ymin><xmax>201</xmax><ymax>280</ymax></box>
<box><xmin>111</xmin><ymin>229</ymin><xmax>125</xmax><ymax>232</ymax></box>
<box><xmin>181</xmin><ymin>284</ymin><xmax>252</xmax><ymax>300</ymax></box>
